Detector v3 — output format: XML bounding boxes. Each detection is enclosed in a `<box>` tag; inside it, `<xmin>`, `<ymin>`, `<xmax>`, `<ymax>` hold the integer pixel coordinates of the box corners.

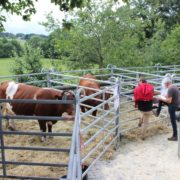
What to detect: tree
<box><xmin>128</xmin><ymin>0</ymin><xmax>180</xmax><ymax>32</ymax></box>
<box><xmin>160</xmin><ymin>25</ymin><xmax>180</xmax><ymax>65</ymax></box>
<box><xmin>0</xmin><ymin>38</ymin><xmax>23</xmax><ymax>58</ymax></box>
<box><xmin>41</xmin><ymin>0</ymin><xmax>149</xmax><ymax>68</ymax></box>
<box><xmin>11</xmin><ymin>44</ymin><xmax>43</xmax><ymax>82</ymax></box>
<box><xmin>0</xmin><ymin>0</ymin><xmax>88</xmax><ymax>31</ymax></box>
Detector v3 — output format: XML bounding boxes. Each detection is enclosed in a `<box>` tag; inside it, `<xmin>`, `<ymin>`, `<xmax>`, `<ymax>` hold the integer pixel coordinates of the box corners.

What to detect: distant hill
<box><xmin>0</xmin><ymin>32</ymin><xmax>47</xmax><ymax>40</ymax></box>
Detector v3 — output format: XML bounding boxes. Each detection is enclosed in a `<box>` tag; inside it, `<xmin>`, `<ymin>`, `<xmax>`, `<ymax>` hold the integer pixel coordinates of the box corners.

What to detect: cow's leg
<box><xmin>5</xmin><ymin>118</ymin><xmax>10</xmax><ymax>129</ymax></box>
<box><xmin>38</xmin><ymin>120</ymin><xmax>47</xmax><ymax>142</ymax></box>
<box><xmin>11</xmin><ymin>119</ymin><xmax>16</xmax><ymax>131</ymax></box>
<box><xmin>81</xmin><ymin>106</ymin><xmax>86</xmax><ymax>113</ymax></box>
<box><xmin>7</xmin><ymin>119</ymin><xmax>16</xmax><ymax>131</ymax></box>
<box><xmin>92</xmin><ymin>110</ymin><xmax>97</xmax><ymax>116</ymax></box>
<box><xmin>47</xmin><ymin>121</ymin><xmax>53</xmax><ymax>139</ymax></box>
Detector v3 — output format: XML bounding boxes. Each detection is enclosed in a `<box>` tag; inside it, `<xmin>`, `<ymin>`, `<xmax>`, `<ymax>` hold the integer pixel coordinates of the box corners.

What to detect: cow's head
<box><xmin>56</xmin><ymin>90</ymin><xmax>75</xmax><ymax>120</ymax></box>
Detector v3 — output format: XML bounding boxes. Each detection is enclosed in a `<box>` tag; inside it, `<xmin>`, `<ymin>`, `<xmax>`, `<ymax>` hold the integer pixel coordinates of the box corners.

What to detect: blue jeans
<box><xmin>168</xmin><ymin>104</ymin><xmax>178</xmax><ymax>137</ymax></box>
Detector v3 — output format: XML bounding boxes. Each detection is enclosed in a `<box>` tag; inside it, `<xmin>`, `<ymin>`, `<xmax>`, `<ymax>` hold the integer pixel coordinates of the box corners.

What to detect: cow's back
<box><xmin>79</xmin><ymin>74</ymin><xmax>100</xmax><ymax>96</ymax></box>
<box><xmin>11</xmin><ymin>84</ymin><xmax>40</xmax><ymax>115</ymax></box>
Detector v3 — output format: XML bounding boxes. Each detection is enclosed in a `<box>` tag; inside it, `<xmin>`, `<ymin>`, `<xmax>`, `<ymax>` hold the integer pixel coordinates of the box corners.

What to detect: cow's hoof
<box><xmin>41</xmin><ymin>136</ymin><xmax>46</xmax><ymax>142</ymax></box>
<box><xmin>8</xmin><ymin>126</ymin><xmax>17</xmax><ymax>131</ymax></box>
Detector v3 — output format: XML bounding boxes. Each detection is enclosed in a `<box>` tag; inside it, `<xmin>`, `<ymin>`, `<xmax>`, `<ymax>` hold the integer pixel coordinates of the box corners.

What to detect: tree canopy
<box><xmin>0</xmin><ymin>0</ymin><xmax>89</xmax><ymax>31</ymax></box>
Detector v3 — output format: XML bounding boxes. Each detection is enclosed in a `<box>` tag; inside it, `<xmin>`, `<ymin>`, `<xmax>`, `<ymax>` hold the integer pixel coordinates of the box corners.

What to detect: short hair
<box><xmin>139</xmin><ymin>76</ymin><xmax>147</xmax><ymax>83</ymax></box>
<box><xmin>162</xmin><ymin>77</ymin><xmax>172</xmax><ymax>86</ymax></box>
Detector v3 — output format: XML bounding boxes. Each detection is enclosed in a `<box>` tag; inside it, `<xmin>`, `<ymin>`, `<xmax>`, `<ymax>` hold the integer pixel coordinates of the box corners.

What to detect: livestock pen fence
<box><xmin>0</xmin><ymin>64</ymin><xmax>179</xmax><ymax>179</ymax></box>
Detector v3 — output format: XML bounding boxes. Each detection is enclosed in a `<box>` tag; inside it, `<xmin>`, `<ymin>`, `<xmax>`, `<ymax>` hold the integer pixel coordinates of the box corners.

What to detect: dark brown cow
<box><xmin>79</xmin><ymin>74</ymin><xmax>110</xmax><ymax>116</ymax></box>
<box><xmin>0</xmin><ymin>81</ymin><xmax>75</xmax><ymax>140</ymax></box>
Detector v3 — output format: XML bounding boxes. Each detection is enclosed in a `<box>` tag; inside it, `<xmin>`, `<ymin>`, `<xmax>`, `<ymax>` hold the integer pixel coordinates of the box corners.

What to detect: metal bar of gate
<box><xmin>2</xmin><ymin>131</ymin><xmax>72</xmax><ymax>136</ymax></box>
<box><xmin>1</xmin><ymin>146</ymin><xmax>70</xmax><ymax>152</ymax></box>
<box><xmin>0</xmin><ymin>115</ymin><xmax>73</xmax><ymax>121</ymax></box>
<box><xmin>0</xmin><ymin>99</ymin><xmax>75</xmax><ymax>104</ymax></box>
<box><xmin>0</xmin><ymin>161</ymin><xmax>68</xmax><ymax>167</ymax></box>
<box><xmin>0</xmin><ymin>106</ymin><xmax>6</xmax><ymax>176</ymax></box>
<box><xmin>0</xmin><ymin>175</ymin><xmax>58</xmax><ymax>180</ymax></box>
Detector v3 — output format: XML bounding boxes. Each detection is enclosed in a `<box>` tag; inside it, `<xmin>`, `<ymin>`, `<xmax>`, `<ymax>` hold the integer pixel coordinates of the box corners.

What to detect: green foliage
<box><xmin>160</xmin><ymin>25</ymin><xmax>180</xmax><ymax>65</ymax></box>
<box><xmin>0</xmin><ymin>0</ymin><xmax>88</xmax><ymax>31</ymax></box>
<box><xmin>11</xmin><ymin>44</ymin><xmax>43</xmax><ymax>82</ymax></box>
<box><xmin>0</xmin><ymin>37</ymin><xmax>23</xmax><ymax>58</ymax></box>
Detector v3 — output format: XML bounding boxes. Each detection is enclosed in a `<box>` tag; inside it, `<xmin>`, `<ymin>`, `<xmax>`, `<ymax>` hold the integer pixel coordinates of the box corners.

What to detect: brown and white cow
<box><xmin>79</xmin><ymin>74</ymin><xmax>110</xmax><ymax>116</ymax></box>
<box><xmin>0</xmin><ymin>81</ymin><xmax>75</xmax><ymax>140</ymax></box>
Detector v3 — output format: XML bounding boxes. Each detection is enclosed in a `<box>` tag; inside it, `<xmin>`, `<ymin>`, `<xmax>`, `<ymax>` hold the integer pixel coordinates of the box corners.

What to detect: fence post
<box><xmin>66</xmin><ymin>89</ymin><xmax>82</xmax><ymax>180</ymax></box>
<box><xmin>114</xmin><ymin>78</ymin><xmax>121</xmax><ymax>149</ymax></box>
<box><xmin>46</xmin><ymin>70</ymin><xmax>51</xmax><ymax>87</ymax></box>
<box><xmin>75</xmin><ymin>91</ymin><xmax>82</xmax><ymax>180</ymax></box>
<box><xmin>0</xmin><ymin>104</ymin><xmax>6</xmax><ymax>176</ymax></box>
<box><xmin>107</xmin><ymin>64</ymin><xmax>116</xmax><ymax>77</ymax></box>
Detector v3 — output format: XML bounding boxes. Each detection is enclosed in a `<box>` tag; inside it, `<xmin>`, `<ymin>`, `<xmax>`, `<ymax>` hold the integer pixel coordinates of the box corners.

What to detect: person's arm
<box><xmin>159</xmin><ymin>96</ymin><xmax>172</xmax><ymax>104</ymax></box>
<box><xmin>154</xmin><ymin>90</ymin><xmax>160</xmax><ymax>95</ymax></box>
<box><xmin>158</xmin><ymin>88</ymin><xmax>172</xmax><ymax>104</ymax></box>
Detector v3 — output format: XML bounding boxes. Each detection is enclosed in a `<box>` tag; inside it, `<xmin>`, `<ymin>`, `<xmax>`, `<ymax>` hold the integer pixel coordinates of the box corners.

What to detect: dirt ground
<box><xmin>90</xmin><ymin>130</ymin><xmax>180</xmax><ymax>180</ymax></box>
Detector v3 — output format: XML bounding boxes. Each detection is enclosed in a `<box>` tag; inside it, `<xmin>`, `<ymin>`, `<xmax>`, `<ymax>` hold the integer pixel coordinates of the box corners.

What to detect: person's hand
<box><xmin>157</xmin><ymin>95</ymin><xmax>166</xmax><ymax>102</ymax></box>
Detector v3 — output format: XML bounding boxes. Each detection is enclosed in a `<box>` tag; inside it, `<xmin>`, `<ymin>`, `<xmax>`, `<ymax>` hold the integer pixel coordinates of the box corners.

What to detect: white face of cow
<box><xmin>6</xmin><ymin>81</ymin><xmax>19</xmax><ymax>99</ymax></box>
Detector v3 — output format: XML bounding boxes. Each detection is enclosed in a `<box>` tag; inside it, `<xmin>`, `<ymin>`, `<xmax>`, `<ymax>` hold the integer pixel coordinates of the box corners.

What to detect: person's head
<box><xmin>138</xmin><ymin>76</ymin><xmax>147</xmax><ymax>84</ymax></box>
<box><xmin>162</xmin><ymin>77</ymin><xmax>172</xmax><ymax>88</ymax></box>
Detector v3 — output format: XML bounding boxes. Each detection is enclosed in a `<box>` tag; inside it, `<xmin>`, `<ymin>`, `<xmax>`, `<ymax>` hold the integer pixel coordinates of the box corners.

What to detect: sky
<box><xmin>4</xmin><ymin>0</ymin><xmax>65</xmax><ymax>35</ymax></box>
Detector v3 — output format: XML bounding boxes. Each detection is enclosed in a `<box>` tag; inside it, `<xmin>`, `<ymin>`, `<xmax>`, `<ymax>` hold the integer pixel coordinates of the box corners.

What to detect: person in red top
<box><xmin>133</xmin><ymin>77</ymin><xmax>154</xmax><ymax>140</ymax></box>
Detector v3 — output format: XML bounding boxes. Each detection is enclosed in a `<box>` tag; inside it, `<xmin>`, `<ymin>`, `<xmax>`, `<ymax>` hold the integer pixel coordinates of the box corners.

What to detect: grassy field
<box><xmin>0</xmin><ymin>58</ymin><xmax>68</xmax><ymax>76</ymax></box>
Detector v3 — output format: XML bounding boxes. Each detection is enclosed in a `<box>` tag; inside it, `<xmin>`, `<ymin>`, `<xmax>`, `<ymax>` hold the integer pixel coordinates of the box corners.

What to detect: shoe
<box><xmin>176</xmin><ymin>112</ymin><xmax>180</xmax><ymax>122</ymax></box>
<box><xmin>138</xmin><ymin>120</ymin><xmax>142</xmax><ymax>127</ymax></box>
<box><xmin>167</xmin><ymin>136</ymin><xmax>177</xmax><ymax>141</ymax></box>
<box><xmin>152</xmin><ymin>109</ymin><xmax>159</xmax><ymax>117</ymax></box>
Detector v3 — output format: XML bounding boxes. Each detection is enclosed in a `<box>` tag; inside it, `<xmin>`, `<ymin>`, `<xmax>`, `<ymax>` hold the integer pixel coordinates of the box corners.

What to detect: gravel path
<box><xmin>88</xmin><ymin>133</ymin><xmax>180</xmax><ymax>180</ymax></box>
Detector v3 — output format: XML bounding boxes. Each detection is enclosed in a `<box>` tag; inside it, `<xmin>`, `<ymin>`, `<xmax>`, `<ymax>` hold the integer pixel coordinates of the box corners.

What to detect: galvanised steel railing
<box><xmin>0</xmin><ymin>64</ymin><xmax>179</xmax><ymax>179</ymax></box>
<box><xmin>0</xmin><ymin>98</ymin><xmax>75</xmax><ymax>180</ymax></box>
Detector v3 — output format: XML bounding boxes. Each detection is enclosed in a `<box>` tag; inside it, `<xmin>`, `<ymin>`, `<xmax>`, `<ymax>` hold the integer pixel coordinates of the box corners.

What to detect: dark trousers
<box><xmin>168</xmin><ymin>104</ymin><xmax>178</xmax><ymax>137</ymax></box>
<box><xmin>156</xmin><ymin>101</ymin><xmax>168</xmax><ymax>116</ymax></box>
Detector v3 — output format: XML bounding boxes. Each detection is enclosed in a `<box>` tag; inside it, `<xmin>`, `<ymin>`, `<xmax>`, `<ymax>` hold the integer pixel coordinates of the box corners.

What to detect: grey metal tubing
<box><xmin>120</xmin><ymin>108</ymin><xmax>136</xmax><ymax>114</ymax></box>
<box><xmin>82</xmin><ymin>135</ymin><xmax>118</xmax><ymax>178</ymax></box>
<box><xmin>2</xmin><ymin>146</ymin><xmax>70</xmax><ymax>152</ymax></box>
<box><xmin>121</xmin><ymin>117</ymin><xmax>140</xmax><ymax>124</ymax></box>
<box><xmin>94</xmin><ymin>74</ymin><xmax>112</xmax><ymax>77</ymax></box>
<box><xmin>114</xmin><ymin>74</ymin><xmax>137</xmax><ymax>81</ymax></box>
<box><xmin>80</xmin><ymin>88</ymin><xmax>114</xmax><ymax>103</ymax></box>
<box><xmin>83</xmin><ymin>114</ymin><xmax>118</xmax><ymax>147</ymax></box>
<box><xmin>0</xmin><ymin>72</ymin><xmax>46</xmax><ymax>79</ymax></box>
<box><xmin>0</xmin><ymin>98</ymin><xmax>76</xmax><ymax>104</ymax></box>
<box><xmin>0</xmin><ymin>107</ymin><xmax>6</xmax><ymax>176</ymax></box>
<box><xmin>50</xmin><ymin>80</ymin><xmax>115</xmax><ymax>93</ymax></box>
<box><xmin>0</xmin><ymin>161</ymin><xmax>68</xmax><ymax>167</ymax></box>
<box><xmin>0</xmin><ymin>115</ymin><xmax>73</xmax><ymax>121</ymax></box>
<box><xmin>82</xmin><ymin>125</ymin><xmax>118</xmax><ymax>163</ymax></box>
<box><xmin>81</xmin><ymin>121</ymin><xmax>112</xmax><ymax>133</ymax></box>
<box><xmin>50</xmin><ymin>73</ymin><xmax>115</xmax><ymax>85</ymax></box>
<box><xmin>25</xmin><ymin>80</ymin><xmax>47</xmax><ymax>85</ymax></box>
<box><xmin>114</xmin><ymin>67</ymin><xmax>164</xmax><ymax>78</ymax></box>
<box><xmin>80</xmin><ymin>103</ymin><xmax>115</xmax><ymax>115</ymax></box>
<box><xmin>121</xmin><ymin>119</ymin><xmax>161</xmax><ymax>133</ymax></box>
<box><xmin>2</xmin><ymin>131</ymin><xmax>72</xmax><ymax>136</ymax></box>
<box><xmin>81</xmin><ymin>108</ymin><xmax>116</xmax><ymax>133</ymax></box>
<box><xmin>81</xmin><ymin>96</ymin><xmax>115</xmax><ymax>118</ymax></box>
<box><xmin>61</xmin><ymin>68</ymin><xmax>111</xmax><ymax>74</ymax></box>
<box><xmin>0</xmin><ymin>175</ymin><xmax>58</xmax><ymax>180</ymax></box>
<box><xmin>67</xmin><ymin>89</ymin><xmax>82</xmax><ymax>180</ymax></box>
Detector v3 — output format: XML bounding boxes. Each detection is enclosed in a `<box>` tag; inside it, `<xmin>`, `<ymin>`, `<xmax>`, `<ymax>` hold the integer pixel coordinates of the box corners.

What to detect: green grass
<box><xmin>0</xmin><ymin>58</ymin><xmax>68</xmax><ymax>77</ymax></box>
<box><xmin>0</xmin><ymin>58</ymin><xmax>13</xmax><ymax>76</ymax></box>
